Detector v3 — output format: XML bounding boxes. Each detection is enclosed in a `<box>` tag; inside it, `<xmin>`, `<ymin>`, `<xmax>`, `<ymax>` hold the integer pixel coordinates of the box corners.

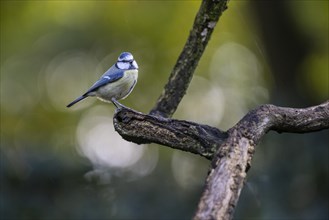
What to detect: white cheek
<box><xmin>117</xmin><ymin>62</ymin><xmax>130</xmax><ymax>70</ymax></box>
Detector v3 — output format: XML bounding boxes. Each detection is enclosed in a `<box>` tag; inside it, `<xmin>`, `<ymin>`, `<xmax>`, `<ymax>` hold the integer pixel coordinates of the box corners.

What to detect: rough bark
<box><xmin>110</xmin><ymin>0</ymin><xmax>329</xmax><ymax>219</ymax></box>
<box><xmin>150</xmin><ymin>0</ymin><xmax>229</xmax><ymax>118</ymax></box>
<box><xmin>114</xmin><ymin>101</ymin><xmax>329</xmax><ymax>220</ymax></box>
<box><xmin>113</xmin><ymin>107</ymin><xmax>228</xmax><ymax>160</ymax></box>
<box><xmin>194</xmin><ymin>101</ymin><xmax>329</xmax><ymax>220</ymax></box>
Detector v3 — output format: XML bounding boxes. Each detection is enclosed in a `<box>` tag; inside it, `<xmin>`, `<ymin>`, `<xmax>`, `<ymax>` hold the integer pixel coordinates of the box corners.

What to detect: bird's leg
<box><xmin>111</xmin><ymin>98</ymin><xmax>140</xmax><ymax>114</ymax></box>
<box><xmin>111</xmin><ymin>98</ymin><xmax>127</xmax><ymax>109</ymax></box>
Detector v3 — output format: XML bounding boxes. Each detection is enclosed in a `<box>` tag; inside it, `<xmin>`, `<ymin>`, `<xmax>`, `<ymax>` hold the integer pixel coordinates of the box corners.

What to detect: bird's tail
<box><xmin>66</xmin><ymin>96</ymin><xmax>87</xmax><ymax>108</ymax></box>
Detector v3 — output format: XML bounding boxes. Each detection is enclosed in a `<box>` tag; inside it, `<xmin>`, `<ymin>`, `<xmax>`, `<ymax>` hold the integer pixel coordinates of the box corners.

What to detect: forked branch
<box><xmin>113</xmin><ymin>101</ymin><xmax>329</xmax><ymax>220</ymax></box>
<box><xmin>194</xmin><ymin>100</ymin><xmax>329</xmax><ymax>220</ymax></box>
<box><xmin>111</xmin><ymin>0</ymin><xmax>329</xmax><ymax>219</ymax></box>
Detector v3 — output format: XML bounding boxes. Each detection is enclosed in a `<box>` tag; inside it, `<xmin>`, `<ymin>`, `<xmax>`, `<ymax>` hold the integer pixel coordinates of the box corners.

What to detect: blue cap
<box><xmin>118</xmin><ymin>52</ymin><xmax>133</xmax><ymax>62</ymax></box>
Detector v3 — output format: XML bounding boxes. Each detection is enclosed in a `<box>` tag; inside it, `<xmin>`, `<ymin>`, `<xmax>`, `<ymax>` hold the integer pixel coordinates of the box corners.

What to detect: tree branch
<box><xmin>271</xmin><ymin>101</ymin><xmax>329</xmax><ymax>133</ymax></box>
<box><xmin>150</xmin><ymin>0</ymin><xmax>229</xmax><ymax>118</ymax></box>
<box><xmin>113</xmin><ymin>107</ymin><xmax>228</xmax><ymax>160</ymax></box>
<box><xmin>194</xmin><ymin>131</ymin><xmax>251</xmax><ymax>220</ymax></box>
<box><xmin>111</xmin><ymin>0</ymin><xmax>328</xmax><ymax>219</ymax></box>
<box><xmin>194</xmin><ymin>100</ymin><xmax>329</xmax><ymax>220</ymax></box>
<box><xmin>230</xmin><ymin>100</ymin><xmax>329</xmax><ymax>145</ymax></box>
<box><xmin>113</xmin><ymin>101</ymin><xmax>329</xmax><ymax>220</ymax></box>
<box><xmin>114</xmin><ymin>101</ymin><xmax>329</xmax><ymax>160</ymax></box>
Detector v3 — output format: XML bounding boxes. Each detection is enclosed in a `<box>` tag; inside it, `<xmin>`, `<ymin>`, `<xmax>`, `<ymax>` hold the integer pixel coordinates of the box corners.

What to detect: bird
<box><xmin>66</xmin><ymin>52</ymin><xmax>138</xmax><ymax>108</ymax></box>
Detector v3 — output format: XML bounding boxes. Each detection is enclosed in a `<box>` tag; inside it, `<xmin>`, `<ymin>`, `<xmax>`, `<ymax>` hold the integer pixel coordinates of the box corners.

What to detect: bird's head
<box><xmin>116</xmin><ymin>52</ymin><xmax>138</xmax><ymax>70</ymax></box>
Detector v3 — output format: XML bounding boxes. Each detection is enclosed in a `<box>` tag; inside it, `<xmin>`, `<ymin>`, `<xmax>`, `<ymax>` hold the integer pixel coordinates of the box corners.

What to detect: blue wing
<box><xmin>84</xmin><ymin>68</ymin><xmax>124</xmax><ymax>95</ymax></box>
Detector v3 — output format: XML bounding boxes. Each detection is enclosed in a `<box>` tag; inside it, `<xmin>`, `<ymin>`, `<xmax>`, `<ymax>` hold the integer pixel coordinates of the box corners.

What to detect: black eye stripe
<box><xmin>122</xmin><ymin>59</ymin><xmax>133</xmax><ymax>63</ymax></box>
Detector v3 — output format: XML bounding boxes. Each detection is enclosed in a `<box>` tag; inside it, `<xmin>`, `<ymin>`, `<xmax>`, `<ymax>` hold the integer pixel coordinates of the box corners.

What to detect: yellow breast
<box><xmin>96</xmin><ymin>69</ymin><xmax>138</xmax><ymax>102</ymax></box>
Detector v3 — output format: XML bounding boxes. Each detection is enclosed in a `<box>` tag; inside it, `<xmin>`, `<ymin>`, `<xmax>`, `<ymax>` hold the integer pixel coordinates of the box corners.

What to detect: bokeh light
<box><xmin>171</xmin><ymin>151</ymin><xmax>208</xmax><ymax>190</ymax></box>
<box><xmin>1</xmin><ymin>1</ymin><xmax>327</xmax><ymax>219</ymax></box>
<box><xmin>210</xmin><ymin>42</ymin><xmax>269</xmax><ymax>128</ymax></box>
<box><xmin>76</xmin><ymin>106</ymin><xmax>145</xmax><ymax>169</ymax></box>
<box><xmin>176</xmin><ymin>76</ymin><xmax>225</xmax><ymax>127</ymax></box>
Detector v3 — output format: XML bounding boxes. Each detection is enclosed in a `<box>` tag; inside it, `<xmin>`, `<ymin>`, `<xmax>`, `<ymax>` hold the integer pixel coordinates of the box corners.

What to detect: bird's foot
<box><xmin>111</xmin><ymin>98</ymin><xmax>127</xmax><ymax>109</ymax></box>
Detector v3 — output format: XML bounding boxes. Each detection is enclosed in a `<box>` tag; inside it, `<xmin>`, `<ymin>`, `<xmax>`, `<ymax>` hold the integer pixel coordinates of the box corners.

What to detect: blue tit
<box><xmin>67</xmin><ymin>52</ymin><xmax>138</xmax><ymax>108</ymax></box>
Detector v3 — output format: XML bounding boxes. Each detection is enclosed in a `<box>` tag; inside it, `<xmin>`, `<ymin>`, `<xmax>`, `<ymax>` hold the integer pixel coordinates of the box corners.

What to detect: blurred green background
<box><xmin>1</xmin><ymin>1</ymin><xmax>328</xmax><ymax>219</ymax></box>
